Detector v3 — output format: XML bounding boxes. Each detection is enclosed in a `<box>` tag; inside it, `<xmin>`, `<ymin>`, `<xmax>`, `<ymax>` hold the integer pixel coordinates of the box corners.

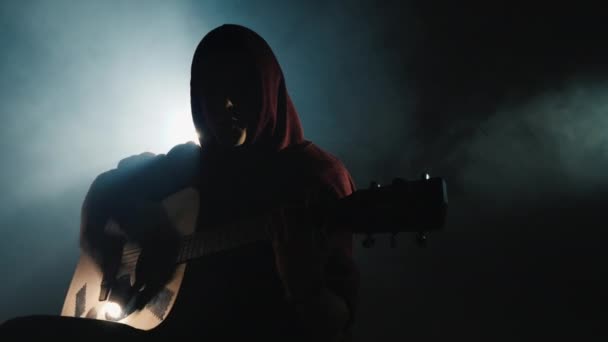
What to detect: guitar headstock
<box><xmin>333</xmin><ymin>172</ymin><xmax>448</xmax><ymax>248</ymax></box>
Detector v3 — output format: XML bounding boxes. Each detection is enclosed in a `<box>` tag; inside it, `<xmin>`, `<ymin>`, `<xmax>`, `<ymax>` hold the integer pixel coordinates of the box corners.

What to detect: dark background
<box><xmin>1</xmin><ymin>0</ymin><xmax>606</xmax><ymax>340</ymax></box>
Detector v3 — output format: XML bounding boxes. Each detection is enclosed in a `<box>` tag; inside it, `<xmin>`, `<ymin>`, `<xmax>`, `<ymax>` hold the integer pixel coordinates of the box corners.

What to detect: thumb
<box><xmin>132</xmin><ymin>248</ymin><xmax>149</xmax><ymax>293</ymax></box>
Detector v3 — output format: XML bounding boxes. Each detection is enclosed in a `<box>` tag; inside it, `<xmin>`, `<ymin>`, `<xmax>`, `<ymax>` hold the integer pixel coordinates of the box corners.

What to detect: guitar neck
<box><xmin>175</xmin><ymin>221</ymin><xmax>269</xmax><ymax>263</ymax></box>
<box><xmin>326</xmin><ymin>177</ymin><xmax>448</xmax><ymax>234</ymax></box>
<box><xmin>121</xmin><ymin>176</ymin><xmax>447</xmax><ymax>264</ymax></box>
<box><xmin>172</xmin><ymin>177</ymin><xmax>448</xmax><ymax>263</ymax></box>
<box><xmin>120</xmin><ymin>214</ymin><xmax>270</xmax><ymax>266</ymax></box>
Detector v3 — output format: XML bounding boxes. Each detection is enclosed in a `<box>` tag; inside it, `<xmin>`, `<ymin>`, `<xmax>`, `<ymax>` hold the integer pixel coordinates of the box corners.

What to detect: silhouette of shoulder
<box><xmin>284</xmin><ymin>142</ymin><xmax>355</xmax><ymax>198</ymax></box>
<box><xmin>87</xmin><ymin>142</ymin><xmax>201</xmax><ymax>203</ymax></box>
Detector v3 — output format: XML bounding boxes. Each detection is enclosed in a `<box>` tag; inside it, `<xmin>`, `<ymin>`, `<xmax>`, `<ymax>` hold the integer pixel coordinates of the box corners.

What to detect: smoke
<box><xmin>397</xmin><ymin>0</ymin><xmax>608</xmax><ymax>212</ymax></box>
<box><xmin>2</xmin><ymin>0</ymin><xmax>607</xmax><ymax>337</ymax></box>
<box><xmin>455</xmin><ymin>76</ymin><xmax>608</xmax><ymax>203</ymax></box>
<box><xmin>0</xmin><ymin>0</ymin><xmax>203</xmax><ymax>320</ymax></box>
<box><xmin>0</xmin><ymin>1</ymin><xmax>204</xmax><ymax>211</ymax></box>
<box><xmin>0</xmin><ymin>0</ymin><xmax>417</xmax><ymax>321</ymax></box>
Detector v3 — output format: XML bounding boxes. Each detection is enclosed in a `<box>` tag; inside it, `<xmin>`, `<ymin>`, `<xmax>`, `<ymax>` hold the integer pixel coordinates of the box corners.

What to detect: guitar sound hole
<box><xmin>105</xmin><ymin>274</ymin><xmax>136</xmax><ymax>321</ymax></box>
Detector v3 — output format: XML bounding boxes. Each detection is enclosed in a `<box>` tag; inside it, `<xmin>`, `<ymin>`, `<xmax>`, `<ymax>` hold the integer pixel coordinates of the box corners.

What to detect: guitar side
<box><xmin>60</xmin><ymin>187</ymin><xmax>200</xmax><ymax>330</ymax></box>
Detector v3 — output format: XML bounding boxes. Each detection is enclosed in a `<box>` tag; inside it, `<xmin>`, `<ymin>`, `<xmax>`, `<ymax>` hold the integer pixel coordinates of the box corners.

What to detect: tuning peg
<box><xmin>362</xmin><ymin>234</ymin><xmax>376</xmax><ymax>248</ymax></box>
<box><xmin>416</xmin><ymin>231</ymin><xmax>429</xmax><ymax>247</ymax></box>
<box><xmin>390</xmin><ymin>233</ymin><xmax>397</xmax><ymax>248</ymax></box>
<box><xmin>421</xmin><ymin>172</ymin><xmax>430</xmax><ymax>180</ymax></box>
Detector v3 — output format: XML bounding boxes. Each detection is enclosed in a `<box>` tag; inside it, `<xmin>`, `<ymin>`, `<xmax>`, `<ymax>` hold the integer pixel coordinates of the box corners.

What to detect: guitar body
<box><xmin>60</xmin><ymin>187</ymin><xmax>200</xmax><ymax>330</ymax></box>
<box><xmin>58</xmin><ymin>175</ymin><xmax>448</xmax><ymax>335</ymax></box>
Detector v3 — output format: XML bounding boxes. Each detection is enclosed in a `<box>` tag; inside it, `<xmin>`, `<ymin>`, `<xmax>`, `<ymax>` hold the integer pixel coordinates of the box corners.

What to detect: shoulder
<box><xmin>282</xmin><ymin>141</ymin><xmax>348</xmax><ymax>171</ymax></box>
<box><xmin>282</xmin><ymin>141</ymin><xmax>355</xmax><ymax>197</ymax></box>
<box><xmin>88</xmin><ymin>142</ymin><xmax>201</xmax><ymax>198</ymax></box>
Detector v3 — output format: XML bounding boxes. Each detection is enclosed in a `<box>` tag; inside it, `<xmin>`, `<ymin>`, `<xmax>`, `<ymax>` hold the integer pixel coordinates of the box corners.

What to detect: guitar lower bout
<box><xmin>60</xmin><ymin>187</ymin><xmax>200</xmax><ymax>331</ymax></box>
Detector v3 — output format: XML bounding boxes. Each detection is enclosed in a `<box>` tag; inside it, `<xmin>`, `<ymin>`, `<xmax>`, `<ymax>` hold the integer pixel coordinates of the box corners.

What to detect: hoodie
<box><xmin>81</xmin><ymin>24</ymin><xmax>359</xmax><ymax>340</ymax></box>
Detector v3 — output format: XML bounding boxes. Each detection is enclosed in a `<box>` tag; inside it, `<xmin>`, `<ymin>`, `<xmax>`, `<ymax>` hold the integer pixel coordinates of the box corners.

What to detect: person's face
<box><xmin>197</xmin><ymin>53</ymin><xmax>261</xmax><ymax>148</ymax></box>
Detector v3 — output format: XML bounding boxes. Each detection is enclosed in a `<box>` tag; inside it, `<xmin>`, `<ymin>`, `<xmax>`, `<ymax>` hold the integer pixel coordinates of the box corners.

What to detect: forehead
<box><xmin>201</xmin><ymin>50</ymin><xmax>255</xmax><ymax>72</ymax></box>
<box><xmin>197</xmin><ymin>53</ymin><xmax>259</xmax><ymax>95</ymax></box>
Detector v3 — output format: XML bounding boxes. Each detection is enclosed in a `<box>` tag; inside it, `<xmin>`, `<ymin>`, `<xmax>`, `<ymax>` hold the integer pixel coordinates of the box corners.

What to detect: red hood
<box><xmin>190</xmin><ymin>24</ymin><xmax>304</xmax><ymax>153</ymax></box>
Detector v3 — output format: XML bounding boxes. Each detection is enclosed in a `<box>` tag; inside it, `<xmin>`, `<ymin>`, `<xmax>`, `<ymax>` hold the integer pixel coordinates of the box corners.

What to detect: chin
<box><xmin>208</xmin><ymin>128</ymin><xmax>247</xmax><ymax>148</ymax></box>
<box><xmin>232</xmin><ymin>129</ymin><xmax>247</xmax><ymax>146</ymax></box>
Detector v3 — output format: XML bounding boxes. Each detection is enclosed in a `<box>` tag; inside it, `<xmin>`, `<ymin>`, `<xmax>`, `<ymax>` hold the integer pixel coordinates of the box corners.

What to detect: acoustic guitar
<box><xmin>60</xmin><ymin>175</ymin><xmax>448</xmax><ymax>331</ymax></box>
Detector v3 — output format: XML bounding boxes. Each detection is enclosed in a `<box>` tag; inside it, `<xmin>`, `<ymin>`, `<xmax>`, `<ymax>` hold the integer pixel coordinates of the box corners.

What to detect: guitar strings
<box><xmin>117</xmin><ymin>224</ymin><xmax>269</xmax><ymax>264</ymax></box>
<box><xmin>120</xmin><ymin>234</ymin><xmax>200</xmax><ymax>256</ymax></box>
<box><xmin>119</xmin><ymin>239</ymin><xmax>203</xmax><ymax>264</ymax></box>
<box><xmin>119</xmin><ymin>240</ymin><xmax>209</xmax><ymax>265</ymax></box>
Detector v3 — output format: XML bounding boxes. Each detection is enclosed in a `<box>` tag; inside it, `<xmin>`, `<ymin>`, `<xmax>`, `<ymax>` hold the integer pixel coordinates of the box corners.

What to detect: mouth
<box><xmin>230</xmin><ymin>126</ymin><xmax>244</xmax><ymax>139</ymax></box>
<box><xmin>230</xmin><ymin>116</ymin><xmax>246</xmax><ymax>130</ymax></box>
<box><xmin>214</xmin><ymin>119</ymin><xmax>247</xmax><ymax>147</ymax></box>
<box><xmin>229</xmin><ymin>125</ymin><xmax>247</xmax><ymax>147</ymax></box>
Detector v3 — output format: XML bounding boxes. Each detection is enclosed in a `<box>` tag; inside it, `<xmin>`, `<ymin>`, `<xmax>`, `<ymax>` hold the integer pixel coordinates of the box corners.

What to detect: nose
<box><xmin>225</xmin><ymin>98</ymin><xmax>234</xmax><ymax>110</ymax></box>
<box><xmin>225</xmin><ymin>98</ymin><xmax>243</xmax><ymax>124</ymax></box>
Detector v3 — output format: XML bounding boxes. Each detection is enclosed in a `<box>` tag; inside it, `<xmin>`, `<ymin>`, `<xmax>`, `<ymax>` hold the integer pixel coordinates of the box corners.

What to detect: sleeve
<box><xmin>316</xmin><ymin>160</ymin><xmax>361</xmax><ymax>337</ymax></box>
<box><xmin>79</xmin><ymin>152</ymin><xmax>159</xmax><ymax>259</ymax></box>
<box><xmin>79</xmin><ymin>143</ymin><xmax>200</xmax><ymax>256</ymax></box>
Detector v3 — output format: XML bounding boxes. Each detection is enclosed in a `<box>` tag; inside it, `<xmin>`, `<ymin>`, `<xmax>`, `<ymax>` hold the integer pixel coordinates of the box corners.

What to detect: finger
<box><xmin>101</xmin><ymin>237</ymin><xmax>123</xmax><ymax>281</ymax></box>
<box><xmin>134</xmin><ymin>244</ymin><xmax>178</xmax><ymax>300</ymax></box>
<box><xmin>134</xmin><ymin>272</ymin><xmax>175</xmax><ymax>310</ymax></box>
<box><xmin>134</xmin><ymin>279</ymin><xmax>164</xmax><ymax>311</ymax></box>
<box><xmin>133</xmin><ymin>248</ymin><xmax>148</xmax><ymax>292</ymax></box>
<box><xmin>133</xmin><ymin>255</ymin><xmax>158</xmax><ymax>309</ymax></box>
<box><xmin>134</xmin><ymin>248</ymin><xmax>165</xmax><ymax>288</ymax></box>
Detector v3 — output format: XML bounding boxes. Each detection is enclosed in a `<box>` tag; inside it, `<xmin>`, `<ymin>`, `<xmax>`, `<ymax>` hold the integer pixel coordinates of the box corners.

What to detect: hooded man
<box><xmin>0</xmin><ymin>24</ymin><xmax>359</xmax><ymax>341</ymax></box>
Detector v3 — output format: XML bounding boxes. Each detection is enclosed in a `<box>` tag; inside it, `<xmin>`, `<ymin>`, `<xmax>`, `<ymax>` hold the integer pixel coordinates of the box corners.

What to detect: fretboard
<box><xmin>119</xmin><ymin>213</ymin><xmax>274</xmax><ymax>267</ymax></box>
<box><xmin>175</xmin><ymin>217</ymin><xmax>271</xmax><ymax>263</ymax></box>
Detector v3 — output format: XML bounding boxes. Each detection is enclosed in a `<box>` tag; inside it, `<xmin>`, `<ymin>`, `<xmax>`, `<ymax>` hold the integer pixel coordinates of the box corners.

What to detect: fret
<box><xmin>190</xmin><ymin>237</ymin><xmax>197</xmax><ymax>259</ymax></box>
<box><xmin>178</xmin><ymin>237</ymin><xmax>192</xmax><ymax>263</ymax></box>
<box><xmin>207</xmin><ymin>230</ymin><xmax>216</xmax><ymax>255</ymax></box>
<box><xmin>205</xmin><ymin>230</ymin><xmax>215</xmax><ymax>255</ymax></box>
<box><xmin>196</xmin><ymin>236</ymin><xmax>204</xmax><ymax>259</ymax></box>
<box><xmin>187</xmin><ymin>237</ymin><xmax>194</xmax><ymax>259</ymax></box>
<box><xmin>176</xmin><ymin>244</ymin><xmax>184</xmax><ymax>263</ymax></box>
<box><xmin>190</xmin><ymin>237</ymin><xmax>196</xmax><ymax>258</ymax></box>
<box><xmin>173</xmin><ymin>213</ymin><xmax>272</xmax><ymax>264</ymax></box>
<box><xmin>197</xmin><ymin>236</ymin><xmax>204</xmax><ymax>259</ymax></box>
<box><xmin>189</xmin><ymin>237</ymin><xmax>196</xmax><ymax>258</ymax></box>
<box><xmin>182</xmin><ymin>240</ymin><xmax>188</xmax><ymax>260</ymax></box>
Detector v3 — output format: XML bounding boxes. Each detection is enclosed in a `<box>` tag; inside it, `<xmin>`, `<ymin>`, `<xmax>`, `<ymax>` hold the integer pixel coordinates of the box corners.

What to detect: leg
<box><xmin>0</xmin><ymin>315</ymin><xmax>143</xmax><ymax>340</ymax></box>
